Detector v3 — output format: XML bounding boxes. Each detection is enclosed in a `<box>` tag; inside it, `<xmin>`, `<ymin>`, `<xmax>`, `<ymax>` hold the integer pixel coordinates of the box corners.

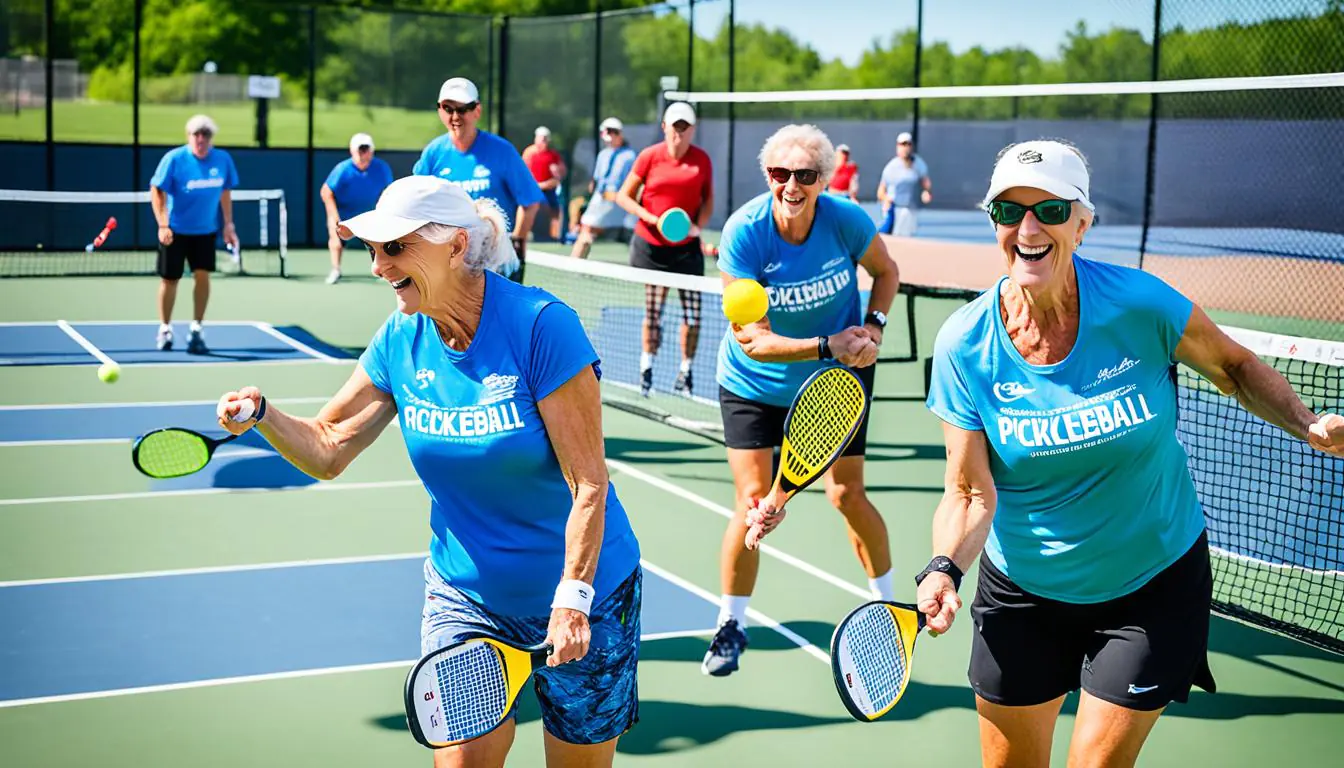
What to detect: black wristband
<box><xmin>254</xmin><ymin>396</ymin><xmax>268</xmax><ymax>425</ymax></box>
<box><xmin>914</xmin><ymin>555</ymin><xmax>963</xmax><ymax>592</ymax></box>
<box><xmin>818</xmin><ymin>335</ymin><xmax>833</xmax><ymax>360</ymax></box>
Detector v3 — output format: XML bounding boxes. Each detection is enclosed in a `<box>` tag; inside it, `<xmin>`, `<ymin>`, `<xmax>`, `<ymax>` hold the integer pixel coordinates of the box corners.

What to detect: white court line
<box><xmin>0</xmin><ymin>320</ymin><xmax>274</xmax><ymax>327</ymax></box>
<box><xmin>0</xmin><ymin>551</ymin><xmax>428</xmax><ymax>589</ymax></box>
<box><xmin>0</xmin><ymin>396</ymin><xmax>331</xmax><ymax>411</ymax></box>
<box><xmin>1</xmin><ymin>358</ymin><xmax>349</xmax><ymax>370</ymax></box>
<box><xmin>0</xmin><ymin>438</ymin><xmax>130</xmax><ymax>448</ymax></box>
<box><xmin>607</xmin><ymin>459</ymin><xmax>871</xmax><ymax>600</ymax></box>
<box><xmin>639</xmin><ymin>559</ymin><xmax>831</xmax><ymax>665</ymax></box>
<box><xmin>0</xmin><ymin>479</ymin><xmax>422</xmax><ymax>507</ymax></box>
<box><xmin>251</xmin><ymin>321</ymin><xmax>342</xmax><ymax>363</ymax></box>
<box><xmin>0</xmin><ymin>559</ymin><xmax>808</xmax><ymax>710</ymax></box>
<box><xmin>55</xmin><ymin>320</ymin><xmax>115</xmax><ymax>367</ymax></box>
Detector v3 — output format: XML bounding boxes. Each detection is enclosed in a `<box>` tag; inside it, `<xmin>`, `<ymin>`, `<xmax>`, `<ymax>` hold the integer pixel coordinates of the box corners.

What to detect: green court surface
<box><xmin>1</xmin><ymin>249</ymin><xmax>1342</xmax><ymax>767</ymax></box>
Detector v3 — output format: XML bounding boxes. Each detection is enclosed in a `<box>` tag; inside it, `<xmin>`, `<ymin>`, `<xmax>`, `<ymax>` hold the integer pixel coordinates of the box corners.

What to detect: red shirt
<box><xmin>631</xmin><ymin>144</ymin><xmax>713</xmax><ymax>246</ymax></box>
<box><xmin>524</xmin><ymin>146</ymin><xmax>563</xmax><ymax>183</ymax></box>
<box><xmin>830</xmin><ymin>161</ymin><xmax>857</xmax><ymax>194</ymax></box>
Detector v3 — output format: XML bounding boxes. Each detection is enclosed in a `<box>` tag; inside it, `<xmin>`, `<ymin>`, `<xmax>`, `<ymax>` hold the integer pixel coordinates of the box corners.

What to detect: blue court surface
<box><xmin>0</xmin><ymin>321</ymin><xmax>355</xmax><ymax>367</ymax></box>
<box><xmin>0</xmin><ymin>557</ymin><xmax>719</xmax><ymax>705</ymax></box>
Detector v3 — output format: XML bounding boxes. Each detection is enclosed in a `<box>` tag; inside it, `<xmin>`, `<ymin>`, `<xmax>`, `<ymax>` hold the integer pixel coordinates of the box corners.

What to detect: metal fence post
<box><xmin>306</xmin><ymin>5</ymin><xmax>316</xmax><ymax>248</ymax></box>
<box><xmin>1138</xmin><ymin>0</ymin><xmax>1163</xmax><ymax>271</ymax></box>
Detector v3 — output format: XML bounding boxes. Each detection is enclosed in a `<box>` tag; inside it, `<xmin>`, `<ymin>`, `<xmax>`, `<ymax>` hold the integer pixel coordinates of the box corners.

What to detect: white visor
<box><xmin>341</xmin><ymin>175</ymin><xmax>477</xmax><ymax>243</ymax></box>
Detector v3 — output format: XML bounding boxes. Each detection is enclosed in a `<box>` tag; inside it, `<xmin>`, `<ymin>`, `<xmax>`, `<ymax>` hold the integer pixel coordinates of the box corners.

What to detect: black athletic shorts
<box><xmin>968</xmin><ymin>530</ymin><xmax>1217</xmax><ymax>711</ymax></box>
<box><xmin>629</xmin><ymin>234</ymin><xmax>704</xmax><ymax>276</ymax></box>
<box><xmin>157</xmin><ymin>233</ymin><xmax>217</xmax><ymax>280</ymax></box>
<box><xmin>718</xmin><ymin>363</ymin><xmax>876</xmax><ymax>455</ymax></box>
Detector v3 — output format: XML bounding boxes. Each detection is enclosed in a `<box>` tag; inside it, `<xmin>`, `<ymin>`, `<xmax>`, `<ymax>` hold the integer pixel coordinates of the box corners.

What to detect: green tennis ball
<box><xmin>98</xmin><ymin>362</ymin><xmax>120</xmax><ymax>383</ymax></box>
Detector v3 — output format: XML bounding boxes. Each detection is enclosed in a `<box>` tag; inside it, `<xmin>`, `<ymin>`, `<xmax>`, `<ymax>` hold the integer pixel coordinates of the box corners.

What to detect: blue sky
<box><xmin>679</xmin><ymin>0</ymin><xmax>1332</xmax><ymax>64</ymax></box>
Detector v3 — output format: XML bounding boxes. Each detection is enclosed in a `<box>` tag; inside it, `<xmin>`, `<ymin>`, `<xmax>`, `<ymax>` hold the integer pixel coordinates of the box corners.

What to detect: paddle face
<box><xmin>657</xmin><ymin>207</ymin><xmax>691</xmax><ymax>242</ymax></box>
<box><xmin>131</xmin><ymin>427</ymin><xmax>230</xmax><ymax>479</ymax></box>
<box><xmin>405</xmin><ymin>634</ymin><xmax>552</xmax><ymax>749</ymax></box>
<box><xmin>831</xmin><ymin>601</ymin><xmax>925</xmax><ymax>722</ymax></box>
<box><xmin>776</xmin><ymin>365</ymin><xmax>869</xmax><ymax>498</ymax></box>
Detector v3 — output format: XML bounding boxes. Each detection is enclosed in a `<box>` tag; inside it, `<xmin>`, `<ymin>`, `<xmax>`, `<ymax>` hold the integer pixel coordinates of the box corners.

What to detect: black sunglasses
<box><xmin>356</xmin><ymin>144</ymin><xmax>371</xmax><ymax>152</ymax></box>
<box><xmin>437</xmin><ymin>101</ymin><xmax>478</xmax><ymax>115</ymax></box>
<box><xmin>987</xmin><ymin>199</ymin><xmax>1073</xmax><ymax>226</ymax></box>
<box><xmin>766</xmin><ymin>167</ymin><xmax>820</xmax><ymax>186</ymax></box>
<box><xmin>193</xmin><ymin>130</ymin><xmax>213</xmax><ymax>138</ymax></box>
<box><xmin>366</xmin><ymin>239</ymin><xmax>408</xmax><ymax>258</ymax></box>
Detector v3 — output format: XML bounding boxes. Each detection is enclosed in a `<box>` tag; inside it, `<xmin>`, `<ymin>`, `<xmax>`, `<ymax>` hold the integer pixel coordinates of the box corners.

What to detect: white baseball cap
<box><xmin>663</xmin><ymin>101</ymin><xmax>696</xmax><ymax>126</ymax></box>
<box><xmin>599</xmin><ymin>117</ymin><xmax>623</xmax><ymax>132</ymax></box>
<box><xmin>836</xmin><ymin>143</ymin><xmax>850</xmax><ymax>153</ymax></box>
<box><xmin>535</xmin><ymin>126</ymin><xmax>551</xmax><ymax>138</ymax></box>
<box><xmin>350</xmin><ymin>132</ymin><xmax>374</xmax><ymax>152</ymax></box>
<box><xmin>896</xmin><ymin>131</ymin><xmax>913</xmax><ymax>144</ymax></box>
<box><xmin>438</xmin><ymin>77</ymin><xmax>479</xmax><ymax>105</ymax></box>
<box><xmin>981</xmin><ymin>139</ymin><xmax>1094</xmax><ymax>211</ymax></box>
<box><xmin>340</xmin><ymin>175</ymin><xmax>478</xmax><ymax>243</ymax></box>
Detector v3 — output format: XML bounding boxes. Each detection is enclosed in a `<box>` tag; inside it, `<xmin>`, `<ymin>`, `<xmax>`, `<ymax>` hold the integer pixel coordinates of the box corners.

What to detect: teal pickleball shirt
<box><xmin>925</xmin><ymin>255</ymin><xmax>1206</xmax><ymax>603</ymax></box>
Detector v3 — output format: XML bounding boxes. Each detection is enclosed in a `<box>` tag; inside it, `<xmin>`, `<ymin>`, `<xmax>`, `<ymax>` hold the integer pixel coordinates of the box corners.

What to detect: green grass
<box><xmin>0</xmin><ymin>100</ymin><xmax>446</xmax><ymax>150</ymax></box>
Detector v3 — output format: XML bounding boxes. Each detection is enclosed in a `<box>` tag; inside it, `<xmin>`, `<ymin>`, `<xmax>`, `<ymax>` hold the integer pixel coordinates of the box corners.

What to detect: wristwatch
<box><xmin>865</xmin><ymin>310</ymin><xmax>887</xmax><ymax>329</ymax></box>
<box><xmin>817</xmin><ymin>335</ymin><xmax>834</xmax><ymax>360</ymax></box>
<box><xmin>914</xmin><ymin>555</ymin><xmax>963</xmax><ymax>592</ymax></box>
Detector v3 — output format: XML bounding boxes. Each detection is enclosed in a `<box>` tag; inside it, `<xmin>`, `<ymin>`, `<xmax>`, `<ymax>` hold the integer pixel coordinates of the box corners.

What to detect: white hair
<box><xmin>415</xmin><ymin>198</ymin><xmax>518</xmax><ymax>276</ymax></box>
<box><xmin>185</xmin><ymin>114</ymin><xmax>217</xmax><ymax>136</ymax></box>
<box><xmin>759</xmin><ymin>124</ymin><xmax>837</xmax><ymax>186</ymax></box>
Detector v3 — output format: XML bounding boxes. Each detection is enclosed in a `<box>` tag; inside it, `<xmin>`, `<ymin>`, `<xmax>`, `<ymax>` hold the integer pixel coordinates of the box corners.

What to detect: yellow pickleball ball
<box><xmin>722</xmin><ymin>278</ymin><xmax>768</xmax><ymax>326</ymax></box>
<box><xmin>98</xmin><ymin>362</ymin><xmax>120</xmax><ymax>383</ymax></box>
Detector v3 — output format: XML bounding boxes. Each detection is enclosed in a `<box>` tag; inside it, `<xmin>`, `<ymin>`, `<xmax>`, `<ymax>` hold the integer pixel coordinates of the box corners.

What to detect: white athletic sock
<box><xmin>717</xmin><ymin>595</ymin><xmax>750</xmax><ymax>627</ymax></box>
<box><xmin>869</xmin><ymin>569</ymin><xmax>895</xmax><ymax>602</ymax></box>
<box><xmin>640</xmin><ymin>351</ymin><xmax>655</xmax><ymax>371</ymax></box>
<box><xmin>679</xmin><ymin>358</ymin><xmax>693</xmax><ymax>373</ymax></box>
<box><xmin>189</xmin><ymin>320</ymin><xmax>202</xmax><ymax>333</ymax></box>
<box><xmin>158</xmin><ymin>323</ymin><xmax>172</xmax><ymax>334</ymax></box>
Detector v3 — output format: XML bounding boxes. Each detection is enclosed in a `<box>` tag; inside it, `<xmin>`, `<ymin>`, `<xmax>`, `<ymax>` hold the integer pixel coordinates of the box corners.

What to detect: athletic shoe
<box><xmin>186</xmin><ymin>329</ymin><xmax>209</xmax><ymax>355</ymax></box>
<box><xmin>156</xmin><ymin>328</ymin><xmax>173</xmax><ymax>351</ymax></box>
<box><xmin>701</xmin><ymin>619</ymin><xmax>749</xmax><ymax>677</ymax></box>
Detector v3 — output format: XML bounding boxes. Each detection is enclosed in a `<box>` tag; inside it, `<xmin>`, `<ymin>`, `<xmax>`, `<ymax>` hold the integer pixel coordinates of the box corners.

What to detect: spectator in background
<box><xmin>320</xmin><ymin>132</ymin><xmax>393</xmax><ymax>285</ymax></box>
<box><xmin>570</xmin><ymin>116</ymin><xmax>637</xmax><ymax>260</ymax></box>
<box><xmin>878</xmin><ymin>131</ymin><xmax>933</xmax><ymax>237</ymax></box>
<box><xmin>827</xmin><ymin>143</ymin><xmax>860</xmax><ymax>203</ymax></box>
<box><xmin>148</xmin><ymin>113</ymin><xmax>239</xmax><ymax>355</ymax></box>
<box><xmin>523</xmin><ymin>126</ymin><xmax>567</xmax><ymax>241</ymax></box>
<box><xmin>413</xmin><ymin>76</ymin><xmax>542</xmax><ymax>281</ymax></box>
<box><xmin>615</xmin><ymin>101</ymin><xmax>714</xmax><ymax>398</ymax></box>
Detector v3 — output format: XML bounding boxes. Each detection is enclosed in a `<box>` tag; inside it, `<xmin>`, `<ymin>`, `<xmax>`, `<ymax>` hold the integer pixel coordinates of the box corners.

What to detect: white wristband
<box><xmin>551</xmin><ymin>579</ymin><xmax>595</xmax><ymax>615</ymax></box>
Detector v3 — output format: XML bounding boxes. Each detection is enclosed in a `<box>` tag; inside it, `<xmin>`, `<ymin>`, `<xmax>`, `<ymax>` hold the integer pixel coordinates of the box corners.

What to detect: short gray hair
<box><xmin>415</xmin><ymin>198</ymin><xmax>518</xmax><ymax>276</ymax></box>
<box><xmin>759</xmin><ymin>124</ymin><xmax>837</xmax><ymax>186</ymax></box>
<box><xmin>185</xmin><ymin>114</ymin><xmax>217</xmax><ymax>136</ymax></box>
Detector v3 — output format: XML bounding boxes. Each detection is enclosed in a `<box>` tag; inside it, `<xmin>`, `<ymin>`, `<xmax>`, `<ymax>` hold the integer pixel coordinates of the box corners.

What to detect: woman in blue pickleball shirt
<box><xmin>701</xmin><ymin>124</ymin><xmax>901</xmax><ymax>679</ymax></box>
<box><xmin>912</xmin><ymin>139</ymin><xmax>1344</xmax><ymax>767</ymax></box>
<box><xmin>213</xmin><ymin>175</ymin><xmax>643</xmax><ymax>765</ymax></box>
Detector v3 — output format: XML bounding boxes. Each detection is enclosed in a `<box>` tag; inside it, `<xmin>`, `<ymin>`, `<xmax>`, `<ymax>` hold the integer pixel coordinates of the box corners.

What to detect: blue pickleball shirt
<box><xmin>926</xmin><ymin>255</ymin><xmax>1205</xmax><ymax>603</ymax></box>
<box><xmin>412</xmin><ymin>130</ymin><xmax>544</xmax><ymax>230</ymax></box>
<box><xmin>360</xmin><ymin>271</ymin><xmax>641</xmax><ymax>617</ymax></box>
<box><xmin>715</xmin><ymin>192</ymin><xmax>875</xmax><ymax>407</ymax></box>
<box><xmin>593</xmin><ymin>145</ymin><xmax>637</xmax><ymax>195</ymax></box>
<box><xmin>324</xmin><ymin>157</ymin><xmax>393</xmax><ymax>221</ymax></box>
<box><xmin>149</xmin><ymin>146</ymin><xmax>239</xmax><ymax>235</ymax></box>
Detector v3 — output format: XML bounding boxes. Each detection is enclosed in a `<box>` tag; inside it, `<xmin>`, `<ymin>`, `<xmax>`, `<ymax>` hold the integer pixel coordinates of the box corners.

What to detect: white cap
<box><xmin>350</xmin><ymin>132</ymin><xmax>374</xmax><ymax>152</ymax></box>
<box><xmin>340</xmin><ymin>175</ymin><xmax>478</xmax><ymax>243</ymax></box>
<box><xmin>534</xmin><ymin>126</ymin><xmax>551</xmax><ymax>138</ymax></box>
<box><xmin>836</xmin><ymin>143</ymin><xmax>850</xmax><ymax>153</ymax></box>
<box><xmin>185</xmin><ymin>114</ymin><xmax>217</xmax><ymax>136</ymax></box>
<box><xmin>663</xmin><ymin>101</ymin><xmax>696</xmax><ymax>126</ymax></box>
<box><xmin>896</xmin><ymin>131</ymin><xmax>913</xmax><ymax>144</ymax></box>
<box><xmin>438</xmin><ymin>77</ymin><xmax>479</xmax><ymax>105</ymax></box>
<box><xmin>981</xmin><ymin>139</ymin><xmax>1094</xmax><ymax>211</ymax></box>
<box><xmin>599</xmin><ymin>117</ymin><xmax>623</xmax><ymax>132</ymax></box>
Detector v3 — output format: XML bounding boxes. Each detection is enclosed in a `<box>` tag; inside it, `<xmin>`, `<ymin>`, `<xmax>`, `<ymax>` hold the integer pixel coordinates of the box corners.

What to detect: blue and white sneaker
<box><xmin>702</xmin><ymin>619</ymin><xmax>749</xmax><ymax>677</ymax></box>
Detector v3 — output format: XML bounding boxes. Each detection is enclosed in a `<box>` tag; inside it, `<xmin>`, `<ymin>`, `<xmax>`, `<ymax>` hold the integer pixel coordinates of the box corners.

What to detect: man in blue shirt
<box><xmin>877</xmin><ymin>131</ymin><xmax>932</xmax><ymax>237</ymax></box>
<box><xmin>413</xmin><ymin>77</ymin><xmax>543</xmax><ymax>282</ymax></box>
<box><xmin>320</xmin><ymin>132</ymin><xmax>393</xmax><ymax>284</ymax></box>
<box><xmin>569</xmin><ymin>116</ymin><xmax>638</xmax><ymax>260</ymax></box>
<box><xmin>149</xmin><ymin>114</ymin><xmax>239</xmax><ymax>354</ymax></box>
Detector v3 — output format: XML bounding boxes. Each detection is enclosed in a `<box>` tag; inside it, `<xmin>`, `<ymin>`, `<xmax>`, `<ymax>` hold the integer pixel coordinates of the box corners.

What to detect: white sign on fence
<box><xmin>247</xmin><ymin>75</ymin><xmax>281</xmax><ymax>99</ymax></box>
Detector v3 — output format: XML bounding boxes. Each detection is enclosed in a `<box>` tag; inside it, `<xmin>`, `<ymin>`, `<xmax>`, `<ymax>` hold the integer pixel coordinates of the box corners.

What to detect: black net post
<box><xmin>912</xmin><ymin>0</ymin><xmax>924</xmax><ymax>145</ymax></box>
<box><xmin>498</xmin><ymin>16</ymin><xmax>510</xmax><ymax>138</ymax></box>
<box><xmin>1138</xmin><ymin>0</ymin><xmax>1163</xmax><ymax>271</ymax></box>
<box><xmin>42</xmin><ymin>0</ymin><xmax>52</xmax><ymax>191</ymax></box>
<box><xmin>132</xmin><ymin>0</ymin><xmax>142</xmax><ymax>247</ymax></box>
<box><xmin>725</xmin><ymin>0</ymin><xmax>734</xmax><ymax>215</ymax></box>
